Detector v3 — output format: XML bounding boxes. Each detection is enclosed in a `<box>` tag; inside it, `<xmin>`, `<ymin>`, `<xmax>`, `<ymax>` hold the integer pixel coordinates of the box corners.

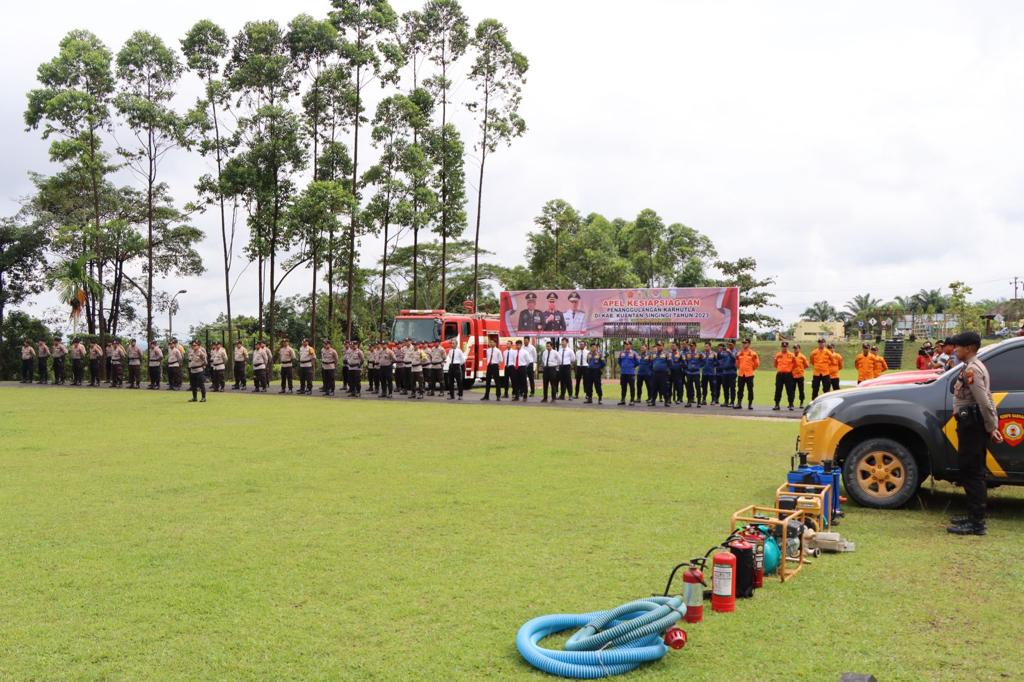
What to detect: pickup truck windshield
<box><xmin>392</xmin><ymin>318</ymin><xmax>440</xmax><ymax>342</ymax></box>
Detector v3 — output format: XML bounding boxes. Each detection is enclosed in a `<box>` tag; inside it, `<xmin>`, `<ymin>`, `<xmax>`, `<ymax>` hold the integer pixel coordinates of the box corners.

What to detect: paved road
<box><xmin>1</xmin><ymin>380</ymin><xmax>802</xmax><ymax>421</ymax></box>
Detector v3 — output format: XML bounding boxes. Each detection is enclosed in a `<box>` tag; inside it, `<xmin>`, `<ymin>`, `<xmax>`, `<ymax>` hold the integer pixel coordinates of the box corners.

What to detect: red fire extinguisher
<box><xmin>682</xmin><ymin>562</ymin><xmax>706</xmax><ymax>623</ymax></box>
<box><xmin>711</xmin><ymin>550</ymin><xmax>736</xmax><ymax>613</ymax></box>
<box><xmin>739</xmin><ymin>526</ymin><xmax>765</xmax><ymax>589</ymax></box>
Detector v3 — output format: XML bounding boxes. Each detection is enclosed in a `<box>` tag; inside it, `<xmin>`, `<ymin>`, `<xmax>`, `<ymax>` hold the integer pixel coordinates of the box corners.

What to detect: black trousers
<box><xmin>234</xmin><ymin>360</ymin><xmax>246</xmax><ymax>387</ymax></box>
<box><xmin>957</xmin><ymin>421</ymin><xmax>987</xmax><ymax>522</ymax></box>
<box><xmin>322</xmin><ymin>368</ymin><xmax>336</xmax><ymax>394</ymax></box>
<box><xmin>37</xmin><ymin>357</ymin><xmax>48</xmax><ymax>382</ymax></box>
<box><xmin>397</xmin><ymin>367</ymin><xmax>409</xmax><ymax>392</ymax></box>
<box><xmin>620</xmin><ymin>374</ymin><xmax>635</xmax><ymax>402</ymax></box>
<box><xmin>148</xmin><ymin>365</ymin><xmax>161</xmax><ymax>387</ymax></box>
<box><xmin>653</xmin><ymin>370</ymin><xmax>670</xmax><ymax>404</ymax></box>
<box><xmin>110</xmin><ymin>363</ymin><xmax>123</xmax><ymax>387</ymax></box>
<box><xmin>737</xmin><ymin>376</ymin><xmax>755</xmax><ymax>405</ymax></box>
<box><xmin>89</xmin><ymin>359</ymin><xmax>100</xmax><ymax>385</ymax></box>
<box><xmin>684</xmin><ymin>374</ymin><xmax>699</xmax><ymax>404</ymax></box>
<box><xmin>280</xmin><ymin>366</ymin><xmax>293</xmax><ymax>391</ymax></box>
<box><xmin>701</xmin><ymin>374</ymin><xmax>714</xmax><ymax>403</ymax></box>
<box><xmin>380</xmin><ymin>365</ymin><xmax>394</xmax><ymax>396</ymax></box>
<box><xmin>53</xmin><ymin>357</ymin><xmax>65</xmax><ymax>383</ymax></box>
<box><xmin>129</xmin><ymin>365</ymin><xmax>141</xmax><ymax>387</ymax></box>
<box><xmin>411</xmin><ymin>371</ymin><xmax>424</xmax><ymax>395</ymax></box>
<box><xmin>526</xmin><ymin>362</ymin><xmax>536</xmax><ymax>395</ymax></box>
<box><xmin>368</xmin><ymin>368</ymin><xmax>378</xmax><ymax>392</ymax></box>
<box><xmin>212</xmin><ymin>369</ymin><xmax>225</xmax><ymax>390</ymax></box>
<box><xmin>558</xmin><ymin>365</ymin><xmax>572</xmax><ymax>399</ymax></box>
<box><xmin>483</xmin><ymin>364</ymin><xmax>501</xmax><ymax>398</ymax></box>
<box><xmin>169</xmin><ymin>366</ymin><xmax>183</xmax><ymax>389</ymax></box>
<box><xmin>774</xmin><ymin>372</ymin><xmax>795</xmax><ymax>406</ymax></box>
<box><xmin>831</xmin><ymin>377</ymin><xmax>840</xmax><ymax>391</ymax></box>
<box><xmin>583</xmin><ymin>367</ymin><xmax>603</xmax><ymax>400</ymax></box>
<box><xmin>542</xmin><ymin>366</ymin><xmax>559</xmax><ymax>400</ymax></box>
<box><xmin>719</xmin><ymin>374</ymin><xmax>736</xmax><ymax>404</ymax></box>
<box><xmin>348</xmin><ymin>369</ymin><xmax>362</xmax><ymax>394</ymax></box>
<box><xmin>189</xmin><ymin>370</ymin><xmax>206</xmax><ymax>399</ymax></box>
<box><xmin>574</xmin><ymin>366</ymin><xmax>585</xmax><ymax>397</ymax></box>
<box><xmin>811</xmin><ymin>375</ymin><xmax>831</xmax><ymax>399</ymax></box>
<box><xmin>448</xmin><ymin>364</ymin><xmax>464</xmax><ymax>398</ymax></box>
<box><xmin>637</xmin><ymin>375</ymin><xmax>651</xmax><ymax>402</ymax></box>
<box><xmin>671</xmin><ymin>369</ymin><xmax>684</xmax><ymax>402</ymax></box>
<box><xmin>298</xmin><ymin>366</ymin><xmax>313</xmax><ymax>392</ymax></box>
<box><xmin>254</xmin><ymin>368</ymin><xmax>268</xmax><ymax>390</ymax></box>
<box><xmin>508</xmin><ymin>366</ymin><xmax>525</xmax><ymax>398</ymax></box>
<box><xmin>22</xmin><ymin>359</ymin><xmax>33</xmax><ymax>382</ymax></box>
<box><xmin>794</xmin><ymin>377</ymin><xmax>805</xmax><ymax>404</ymax></box>
<box><xmin>72</xmin><ymin>359</ymin><xmax>84</xmax><ymax>384</ymax></box>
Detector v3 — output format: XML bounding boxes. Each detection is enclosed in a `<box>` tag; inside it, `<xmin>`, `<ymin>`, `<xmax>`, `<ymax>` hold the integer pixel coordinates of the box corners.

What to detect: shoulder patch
<box><xmin>965</xmin><ymin>368</ymin><xmax>975</xmax><ymax>384</ymax></box>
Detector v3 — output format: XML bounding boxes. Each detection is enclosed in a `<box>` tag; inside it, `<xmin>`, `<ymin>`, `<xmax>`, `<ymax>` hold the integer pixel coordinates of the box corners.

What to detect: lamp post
<box><xmin>169</xmin><ymin>289</ymin><xmax>187</xmax><ymax>340</ymax></box>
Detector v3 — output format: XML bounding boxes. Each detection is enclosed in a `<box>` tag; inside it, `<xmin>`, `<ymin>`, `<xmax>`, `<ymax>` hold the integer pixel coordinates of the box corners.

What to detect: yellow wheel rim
<box><xmin>855</xmin><ymin>450</ymin><xmax>906</xmax><ymax>500</ymax></box>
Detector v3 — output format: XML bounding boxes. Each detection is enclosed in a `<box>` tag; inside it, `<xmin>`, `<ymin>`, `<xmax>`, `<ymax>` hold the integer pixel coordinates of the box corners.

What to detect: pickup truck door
<box><xmin>983</xmin><ymin>346</ymin><xmax>1024</xmax><ymax>476</ymax></box>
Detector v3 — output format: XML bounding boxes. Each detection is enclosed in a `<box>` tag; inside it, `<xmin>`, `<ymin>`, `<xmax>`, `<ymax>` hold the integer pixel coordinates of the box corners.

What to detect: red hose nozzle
<box><xmin>663</xmin><ymin>627</ymin><xmax>687</xmax><ymax>650</ymax></box>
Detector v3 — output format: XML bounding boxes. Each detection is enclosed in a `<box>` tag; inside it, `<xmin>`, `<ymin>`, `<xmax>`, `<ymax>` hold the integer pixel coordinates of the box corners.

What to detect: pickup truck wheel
<box><xmin>842</xmin><ymin>438</ymin><xmax>920</xmax><ymax>509</ymax></box>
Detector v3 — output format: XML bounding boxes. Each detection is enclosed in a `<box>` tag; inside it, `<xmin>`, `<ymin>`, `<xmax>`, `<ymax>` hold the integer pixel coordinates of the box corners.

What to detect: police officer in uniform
<box><xmin>297</xmin><ymin>339</ymin><xmax>315</xmax><ymax>394</ymax></box>
<box><xmin>21</xmin><ymin>339</ymin><xmax>36</xmax><ymax>383</ymax></box>
<box><xmin>70</xmin><ymin>338</ymin><xmax>85</xmax><ymax>386</ymax></box>
<box><xmin>542</xmin><ymin>292</ymin><xmax>566</xmax><ymax>332</ymax></box>
<box><xmin>378</xmin><ymin>344</ymin><xmax>396</xmax><ymax>398</ymax></box>
<box><xmin>564</xmin><ymin>291</ymin><xmax>586</xmax><ymax>333</ymax></box>
<box><xmin>147</xmin><ymin>340</ymin><xmax>163</xmax><ymax>389</ymax></box>
<box><xmin>518</xmin><ymin>292</ymin><xmax>544</xmax><ymax>332</ymax></box>
<box><xmin>278</xmin><ymin>339</ymin><xmax>296</xmax><ymax>393</ymax></box>
<box><xmin>210</xmin><ymin>341</ymin><xmax>228</xmax><ymax>391</ymax></box>
<box><xmin>320</xmin><ymin>339</ymin><xmax>339</xmax><ymax>397</ymax></box>
<box><xmin>36</xmin><ymin>340</ymin><xmax>50</xmax><ymax>384</ymax></box>
<box><xmin>251</xmin><ymin>341</ymin><xmax>269</xmax><ymax>392</ymax></box>
<box><xmin>51</xmin><ymin>337</ymin><xmax>67</xmax><ymax>385</ymax></box>
<box><xmin>232</xmin><ymin>341</ymin><xmax>249</xmax><ymax>390</ymax></box>
<box><xmin>947</xmin><ymin>331</ymin><xmax>1003</xmax><ymax>536</ymax></box>
<box><xmin>187</xmin><ymin>339</ymin><xmax>208</xmax><ymax>402</ymax></box>
<box><xmin>348</xmin><ymin>342</ymin><xmax>365</xmax><ymax>396</ymax></box>
<box><xmin>89</xmin><ymin>340</ymin><xmax>103</xmax><ymax>386</ymax></box>
<box><xmin>166</xmin><ymin>338</ymin><xmax>184</xmax><ymax>390</ymax></box>
<box><xmin>126</xmin><ymin>339</ymin><xmax>143</xmax><ymax>388</ymax></box>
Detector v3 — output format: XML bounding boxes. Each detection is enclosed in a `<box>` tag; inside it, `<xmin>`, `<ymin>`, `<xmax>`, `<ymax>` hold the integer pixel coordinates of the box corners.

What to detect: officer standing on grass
<box><xmin>147</xmin><ymin>340</ymin><xmax>163</xmax><ymax>389</ymax></box>
<box><xmin>717</xmin><ymin>341</ymin><xmax>737</xmax><ymax>407</ymax></box>
<box><xmin>233</xmin><ymin>341</ymin><xmax>249</xmax><ymax>390</ymax></box>
<box><xmin>617</xmin><ymin>341</ymin><xmax>639</xmax><ymax>405</ymax></box>
<box><xmin>948</xmin><ymin>331</ymin><xmax>1003</xmax><ymax>536</ymax></box>
<box><xmin>187</xmin><ymin>339</ymin><xmax>208</xmax><ymax>402</ymax></box>
<box><xmin>51</xmin><ymin>337</ymin><xmax>67</xmax><ymax>385</ymax></box>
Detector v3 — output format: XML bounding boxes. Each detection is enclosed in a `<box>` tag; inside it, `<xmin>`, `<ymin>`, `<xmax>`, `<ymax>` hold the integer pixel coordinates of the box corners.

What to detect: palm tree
<box><xmin>50</xmin><ymin>254</ymin><xmax>101</xmax><ymax>333</ymax></box>
<box><xmin>845</xmin><ymin>293</ymin><xmax>882</xmax><ymax>318</ymax></box>
<box><xmin>913</xmin><ymin>288</ymin><xmax>947</xmax><ymax>313</ymax></box>
<box><xmin>801</xmin><ymin>300</ymin><xmax>839</xmax><ymax>322</ymax></box>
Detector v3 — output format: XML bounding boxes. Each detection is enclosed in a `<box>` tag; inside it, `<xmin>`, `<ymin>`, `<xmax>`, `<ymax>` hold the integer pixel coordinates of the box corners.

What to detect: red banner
<box><xmin>499</xmin><ymin>287</ymin><xmax>740</xmax><ymax>339</ymax></box>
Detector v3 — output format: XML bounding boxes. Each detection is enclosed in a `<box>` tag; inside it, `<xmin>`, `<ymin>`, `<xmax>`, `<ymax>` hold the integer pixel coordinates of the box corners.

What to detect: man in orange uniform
<box><xmin>870</xmin><ymin>345</ymin><xmax>888</xmax><ymax>379</ymax></box>
<box><xmin>827</xmin><ymin>343</ymin><xmax>842</xmax><ymax>391</ymax></box>
<box><xmin>734</xmin><ymin>338</ymin><xmax>759</xmax><ymax>411</ymax></box>
<box><xmin>773</xmin><ymin>341</ymin><xmax>797</xmax><ymax>411</ymax></box>
<box><xmin>854</xmin><ymin>343</ymin><xmax>873</xmax><ymax>384</ymax></box>
<box><xmin>792</xmin><ymin>343</ymin><xmax>809</xmax><ymax>408</ymax></box>
<box><xmin>809</xmin><ymin>338</ymin><xmax>833</xmax><ymax>399</ymax></box>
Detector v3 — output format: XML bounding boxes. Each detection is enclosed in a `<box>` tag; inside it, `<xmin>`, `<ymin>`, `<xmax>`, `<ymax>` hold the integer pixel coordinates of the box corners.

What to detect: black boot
<box><xmin>947</xmin><ymin>520</ymin><xmax>986</xmax><ymax>535</ymax></box>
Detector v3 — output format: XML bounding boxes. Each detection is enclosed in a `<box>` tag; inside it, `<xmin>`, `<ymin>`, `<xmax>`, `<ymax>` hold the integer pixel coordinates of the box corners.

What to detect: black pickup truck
<box><xmin>795</xmin><ymin>336</ymin><xmax>1024</xmax><ymax>508</ymax></box>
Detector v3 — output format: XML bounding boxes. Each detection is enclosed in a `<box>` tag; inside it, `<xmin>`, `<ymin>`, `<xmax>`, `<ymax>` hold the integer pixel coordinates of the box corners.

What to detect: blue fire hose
<box><xmin>515</xmin><ymin>596</ymin><xmax>684</xmax><ymax>678</ymax></box>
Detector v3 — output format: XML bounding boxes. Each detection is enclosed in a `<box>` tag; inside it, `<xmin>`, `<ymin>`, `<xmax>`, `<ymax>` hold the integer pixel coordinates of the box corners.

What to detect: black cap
<box><xmin>546</xmin><ymin>292</ymin><xmax>558</xmax><ymax>301</ymax></box>
<box><xmin>942</xmin><ymin>337</ymin><xmax>954</xmax><ymax>346</ymax></box>
<box><xmin>567</xmin><ymin>291</ymin><xmax>581</xmax><ymax>301</ymax></box>
<box><xmin>525</xmin><ymin>292</ymin><xmax>537</xmax><ymax>301</ymax></box>
<box><xmin>950</xmin><ymin>331</ymin><xmax>981</xmax><ymax>348</ymax></box>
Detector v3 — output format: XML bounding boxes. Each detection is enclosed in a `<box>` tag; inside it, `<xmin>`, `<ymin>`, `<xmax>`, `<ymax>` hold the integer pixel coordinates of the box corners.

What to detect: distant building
<box><xmin>792</xmin><ymin>321</ymin><xmax>845</xmax><ymax>342</ymax></box>
<box><xmin>895</xmin><ymin>314</ymin><xmax>958</xmax><ymax>339</ymax></box>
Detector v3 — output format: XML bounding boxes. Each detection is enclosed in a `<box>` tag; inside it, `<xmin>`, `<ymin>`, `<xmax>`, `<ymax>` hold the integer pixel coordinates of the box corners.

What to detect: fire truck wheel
<box><xmin>842</xmin><ymin>437</ymin><xmax>920</xmax><ymax>509</ymax></box>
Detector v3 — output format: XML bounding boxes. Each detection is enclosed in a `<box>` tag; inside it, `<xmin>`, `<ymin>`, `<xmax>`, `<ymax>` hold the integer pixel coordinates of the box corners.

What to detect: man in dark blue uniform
<box><xmin>700</xmin><ymin>342</ymin><xmax>717</xmax><ymax>405</ymax></box>
<box><xmin>542</xmin><ymin>292</ymin><xmax>566</xmax><ymax>332</ymax></box>
<box><xmin>651</xmin><ymin>342</ymin><xmax>671</xmax><ymax>407</ymax></box>
<box><xmin>683</xmin><ymin>341</ymin><xmax>702</xmax><ymax>408</ymax></box>
<box><xmin>617</xmin><ymin>341</ymin><xmax>639</xmax><ymax>405</ymax></box>
<box><xmin>668</xmin><ymin>343</ymin><xmax>684</xmax><ymax>404</ymax></box>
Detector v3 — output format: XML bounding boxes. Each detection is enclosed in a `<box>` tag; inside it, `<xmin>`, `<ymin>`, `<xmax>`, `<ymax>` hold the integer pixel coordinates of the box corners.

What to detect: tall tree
<box><xmin>25</xmin><ymin>30</ymin><xmax>116</xmax><ymax>347</ymax></box>
<box><xmin>330</xmin><ymin>0</ymin><xmax>403</xmax><ymax>339</ymax></box>
<box><xmin>284</xmin><ymin>180</ymin><xmax>354</xmax><ymax>345</ymax></box>
<box><xmin>399</xmin><ymin>9</ymin><xmax>429</xmax><ymax>306</ymax></box>
<box><xmin>420</xmin><ymin>0</ymin><xmax>469</xmax><ymax>309</ymax></box>
<box><xmin>845</xmin><ymin>293</ymin><xmax>882</xmax><ymax>318</ymax></box>
<box><xmin>714</xmin><ymin>257</ymin><xmax>781</xmax><ymax>332</ymax></box>
<box><xmin>114</xmin><ymin>30</ymin><xmax>183</xmax><ymax>342</ymax></box>
<box><xmin>48</xmin><ymin>252</ymin><xmax>101</xmax><ymax>335</ymax></box>
<box><xmin>532</xmin><ymin>199</ymin><xmax>581</xmax><ymax>285</ymax></box>
<box><xmin>182</xmin><ymin>20</ymin><xmax>237</xmax><ymax>348</ymax></box>
<box><xmin>226</xmin><ymin>20</ymin><xmax>302</xmax><ymax>340</ymax></box>
<box><xmin>466</xmin><ymin>18</ymin><xmax>527</xmax><ymax>308</ymax></box>
<box><xmin>0</xmin><ymin>218</ymin><xmax>48</xmax><ymax>342</ymax></box>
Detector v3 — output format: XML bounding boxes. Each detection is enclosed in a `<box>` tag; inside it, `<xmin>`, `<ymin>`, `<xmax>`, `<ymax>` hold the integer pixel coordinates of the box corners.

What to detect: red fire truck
<box><xmin>390</xmin><ymin>308</ymin><xmax>505</xmax><ymax>387</ymax></box>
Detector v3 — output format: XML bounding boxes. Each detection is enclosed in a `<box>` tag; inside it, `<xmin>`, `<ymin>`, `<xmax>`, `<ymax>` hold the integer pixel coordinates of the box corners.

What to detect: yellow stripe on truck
<box><xmin>943</xmin><ymin>392</ymin><xmax>1008</xmax><ymax>478</ymax></box>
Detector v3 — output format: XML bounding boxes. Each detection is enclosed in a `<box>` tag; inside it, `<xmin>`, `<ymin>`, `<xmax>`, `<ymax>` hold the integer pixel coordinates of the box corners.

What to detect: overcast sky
<box><xmin>5</xmin><ymin>0</ymin><xmax>1024</xmax><ymax>335</ymax></box>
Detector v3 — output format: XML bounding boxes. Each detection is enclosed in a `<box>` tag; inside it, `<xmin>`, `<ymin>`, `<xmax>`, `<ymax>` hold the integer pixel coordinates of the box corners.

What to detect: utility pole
<box><xmin>1011</xmin><ymin>276</ymin><xmax>1021</xmax><ymax>300</ymax></box>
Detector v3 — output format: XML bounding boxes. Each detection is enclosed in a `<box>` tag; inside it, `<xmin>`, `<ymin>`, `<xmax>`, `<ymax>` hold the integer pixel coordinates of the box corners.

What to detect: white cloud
<box><xmin>4</xmin><ymin>0</ymin><xmax>1023</xmax><ymax>334</ymax></box>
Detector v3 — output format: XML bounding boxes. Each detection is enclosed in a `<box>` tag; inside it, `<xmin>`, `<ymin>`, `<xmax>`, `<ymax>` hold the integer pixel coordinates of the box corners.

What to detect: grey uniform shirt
<box><xmin>148</xmin><ymin>347</ymin><xmax>163</xmax><ymax>366</ymax></box>
<box><xmin>953</xmin><ymin>356</ymin><xmax>999</xmax><ymax>433</ymax></box>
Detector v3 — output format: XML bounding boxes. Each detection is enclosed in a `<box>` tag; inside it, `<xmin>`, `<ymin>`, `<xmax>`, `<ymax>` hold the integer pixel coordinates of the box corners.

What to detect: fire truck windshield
<box><xmin>392</xmin><ymin>317</ymin><xmax>441</xmax><ymax>342</ymax></box>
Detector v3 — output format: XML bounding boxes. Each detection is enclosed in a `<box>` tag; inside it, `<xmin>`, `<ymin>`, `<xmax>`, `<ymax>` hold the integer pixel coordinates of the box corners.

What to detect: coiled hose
<box><xmin>516</xmin><ymin>596</ymin><xmax>684</xmax><ymax>678</ymax></box>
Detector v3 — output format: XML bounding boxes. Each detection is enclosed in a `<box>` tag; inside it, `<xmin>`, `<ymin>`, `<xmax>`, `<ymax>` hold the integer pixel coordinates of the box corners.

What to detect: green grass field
<box><xmin>2</xmin><ymin>386</ymin><xmax>1022</xmax><ymax>680</ymax></box>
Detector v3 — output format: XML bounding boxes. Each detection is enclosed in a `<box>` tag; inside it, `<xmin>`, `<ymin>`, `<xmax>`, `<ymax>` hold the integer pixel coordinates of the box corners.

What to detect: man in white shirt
<box><xmin>540</xmin><ymin>340</ymin><xmax>562</xmax><ymax>403</ymax></box>
<box><xmin>504</xmin><ymin>340</ymin><xmax>527</xmax><ymax>401</ymax></box>
<box><xmin>573</xmin><ymin>341</ymin><xmax>587</xmax><ymax>399</ymax></box>
<box><xmin>564</xmin><ymin>291</ymin><xmax>587</xmax><ymax>333</ymax></box>
<box><xmin>558</xmin><ymin>337</ymin><xmax>574</xmax><ymax>400</ymax></box>
<box><xmin>522</xmin><ymin>336</ymin><xmax>538</xmax><ymax>397</ymax></box>
<box><xmin>446</xmin><ymin>342</ymin><xmax>466</xmax><ymax>400</ymax></box>
<box><xmin>480</xmin><ymin>338</ymin><xmax>503</xmax><ymax>401</ymax></box>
